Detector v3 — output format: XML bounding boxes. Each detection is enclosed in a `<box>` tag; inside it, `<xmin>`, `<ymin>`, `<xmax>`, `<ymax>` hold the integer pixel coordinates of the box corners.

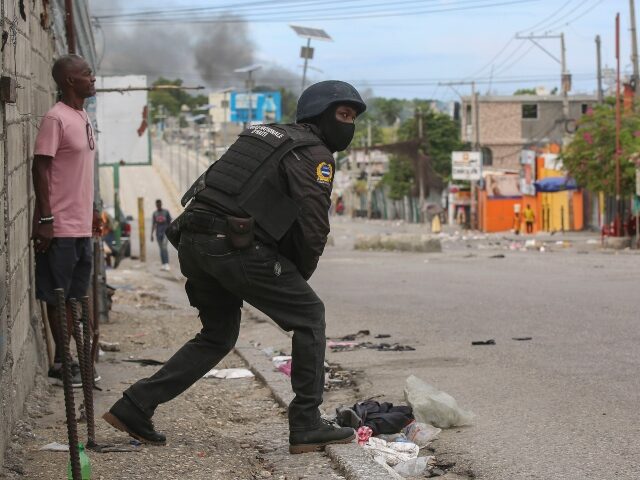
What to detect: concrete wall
<box><xmin>0</xmin><ymin>0</ymin><xmax>56</xmax><ymax>462</ymax></box>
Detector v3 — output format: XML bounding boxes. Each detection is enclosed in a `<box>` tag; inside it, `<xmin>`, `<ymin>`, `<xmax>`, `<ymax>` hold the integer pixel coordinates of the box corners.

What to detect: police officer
<box><xmin>104</xmin><ymin>81</ymin><xmax>366</xmax><ymax>454</ymax></box>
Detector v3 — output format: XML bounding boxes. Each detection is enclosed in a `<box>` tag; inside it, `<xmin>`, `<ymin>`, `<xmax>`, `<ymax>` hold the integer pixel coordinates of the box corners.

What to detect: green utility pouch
<box><xmin>226</xmin><ymin>216</ymin><xmax>255</xmax><ymax>250</ymax></box>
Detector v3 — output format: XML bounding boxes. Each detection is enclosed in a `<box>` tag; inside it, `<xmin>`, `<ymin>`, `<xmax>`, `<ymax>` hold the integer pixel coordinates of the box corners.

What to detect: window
<box><xmin>581</xmin><ymin>103</ymin><xmax>589</xmax><ymax>114</ymax></box>
<box><xmin>465</xmin><ymin>104</ymin><xmax>472</xmax><ymax>125</ymax></box>
<box><xmin>481</xmin><ymin>147</ymin><xmax>493</xmax><ymax>167</ymax></box>
<box><xmin>522</xmin><ymin>104</ymin><xmax>538</xmax><ymax>119</ymax></box>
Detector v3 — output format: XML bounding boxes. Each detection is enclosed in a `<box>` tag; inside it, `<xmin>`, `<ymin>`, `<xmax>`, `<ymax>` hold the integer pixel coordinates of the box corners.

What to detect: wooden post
<box><xmin>138</xmin><ymin>197</ymin><xmax>146</xmax><ymax>262</ymax></box>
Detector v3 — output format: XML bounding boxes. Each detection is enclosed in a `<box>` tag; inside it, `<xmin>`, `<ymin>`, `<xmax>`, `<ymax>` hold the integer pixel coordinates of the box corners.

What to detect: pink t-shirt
<box><xmin>34</xmin><ymin>102</ymin><xmax>95</xmax><ymax>237</ymax></box>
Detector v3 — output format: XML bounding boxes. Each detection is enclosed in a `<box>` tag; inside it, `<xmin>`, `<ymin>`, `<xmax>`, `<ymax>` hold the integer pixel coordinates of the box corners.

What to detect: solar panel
<box><xmin>290</xmin><ymin>25</ymin><xmax>332</xmax><ymax>41</ymax></box>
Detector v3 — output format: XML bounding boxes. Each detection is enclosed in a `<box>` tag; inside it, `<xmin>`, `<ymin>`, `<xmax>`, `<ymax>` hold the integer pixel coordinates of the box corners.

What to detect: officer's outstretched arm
<box><xmin>279</xmin><ymin>148</ymin><xmax>334</xmax><ymax>280</ymax></box>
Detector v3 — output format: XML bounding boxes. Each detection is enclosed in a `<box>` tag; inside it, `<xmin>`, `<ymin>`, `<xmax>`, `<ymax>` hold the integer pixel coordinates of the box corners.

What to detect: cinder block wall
<box><xmin>0</xmin><ymin>0</ymin><xmax>56</xmax><ymax>461</ymax></box>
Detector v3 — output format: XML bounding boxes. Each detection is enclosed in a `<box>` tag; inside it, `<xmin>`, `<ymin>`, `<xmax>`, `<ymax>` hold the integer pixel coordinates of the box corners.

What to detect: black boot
<box><xmin>289</xmin><ymin>419</ymin><xmax>355</xmax><ymax>454</ymax></box>
<box><xmin>102</xmin><ymin>396</ymin><xmax>166</xmax><ymax>446</ymax></box>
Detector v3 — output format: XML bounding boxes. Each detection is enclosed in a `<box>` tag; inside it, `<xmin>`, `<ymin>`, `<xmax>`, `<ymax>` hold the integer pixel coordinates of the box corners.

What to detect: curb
<box><xmin>235</xmin><ymin>341</ymin><xmax>395</xmax><ymax>480</ymax></box>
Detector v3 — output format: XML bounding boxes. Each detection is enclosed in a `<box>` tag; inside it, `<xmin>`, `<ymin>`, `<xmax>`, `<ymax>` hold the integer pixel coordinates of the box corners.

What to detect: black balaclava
<box><xmin>309</xmin><ymin>104</ymin><xmax>355</xmax><ymax>153</ymax></box>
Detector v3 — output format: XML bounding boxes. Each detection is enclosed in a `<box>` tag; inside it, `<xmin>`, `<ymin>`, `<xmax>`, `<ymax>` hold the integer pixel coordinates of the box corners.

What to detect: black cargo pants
<box><xmin>125</xmin><ymin>231</ymin><xmax>326</xmax><ymax>431</ymax></box>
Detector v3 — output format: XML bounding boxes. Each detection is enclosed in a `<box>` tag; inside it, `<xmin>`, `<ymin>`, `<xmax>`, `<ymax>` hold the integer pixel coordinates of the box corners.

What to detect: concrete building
<box><xmin>460</xmin><ymin>94</ymin><xmax>598</xmax><ymax>170</ymax></box>
<box><xmin>0</xmin><ymin>0</ymin><xmax>97</xmax><ymax>462</ymax></box>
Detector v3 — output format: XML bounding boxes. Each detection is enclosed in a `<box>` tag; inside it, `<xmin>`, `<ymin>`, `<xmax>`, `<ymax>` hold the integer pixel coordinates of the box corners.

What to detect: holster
<box><xmin>165</xmin><ymin>213</ymin><xmax>184</xmax><ymax>249</ymax></box>
<box><xmin>226</xmin><ymin>216</ymin><xmax>254</xmax><ymax>250</ymax></box>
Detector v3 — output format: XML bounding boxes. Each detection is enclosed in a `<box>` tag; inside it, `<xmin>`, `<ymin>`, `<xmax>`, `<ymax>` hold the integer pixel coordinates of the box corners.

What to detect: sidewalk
<box><xmin>1</xmin><ymin>262</ymin><xmax>345</xmax><ymax>480</ymax></box>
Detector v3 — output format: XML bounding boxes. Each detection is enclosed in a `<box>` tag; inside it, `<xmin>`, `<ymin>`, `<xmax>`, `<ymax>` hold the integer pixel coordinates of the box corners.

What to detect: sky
<box><xmin>91</xmin><ymin>0</ymin><xmax>635</xmax><ymax>101</ymax></box>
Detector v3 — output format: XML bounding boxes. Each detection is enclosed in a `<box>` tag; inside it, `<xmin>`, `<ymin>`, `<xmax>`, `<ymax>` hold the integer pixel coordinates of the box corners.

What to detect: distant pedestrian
<box><xmin>513</xmin><ymin>210</ymin><xmax>521</xmax><ymax>235</ymax></box>
<box><xmin>32</xmin><ymin>54</ymin><xmax>98</xmax><ymax>387</ymax></box>
<box><xmin>151</xmin><ymin>199</ymin><xmax>172</xmax><ymax>271</ymax></box>
<box><xmin>524</xmin><ymin>204</ymin><xmax>535</xmax><ymax>234</ymax></box>
<box><xmin>456</xmin><ymin>206</ymin><xmax>467</xmax><ymax>227</ymax></box>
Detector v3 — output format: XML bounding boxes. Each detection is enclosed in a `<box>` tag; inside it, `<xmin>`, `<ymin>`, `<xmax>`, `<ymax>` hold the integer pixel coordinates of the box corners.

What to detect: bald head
<box><xmin>51</xmin><ymin>54</ymin><xmax>96</xmax><ymax>100</ymax></box>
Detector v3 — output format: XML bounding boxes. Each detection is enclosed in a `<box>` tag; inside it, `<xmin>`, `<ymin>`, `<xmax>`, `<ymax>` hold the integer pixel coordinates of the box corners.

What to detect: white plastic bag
<box><xmin>393</xmin><ymin>456</ymin><xmax>435</xmax><ymax>477</ymax></box>
<box><xmin>403</xmin><ymin>422</ymin><xmax>441</xmax><ymax>447</ymax></box>
<box><xmin>404</xmin><ymin>375</ymin><xmax>474</xmax><ymax>428</ymax></box>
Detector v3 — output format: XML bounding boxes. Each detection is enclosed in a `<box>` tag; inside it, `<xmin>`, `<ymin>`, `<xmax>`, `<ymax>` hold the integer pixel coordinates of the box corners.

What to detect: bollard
<box><xmin>80</xmin><ymin>296</ymin><xmax>96</xmax><ymax>447</ymax></box>
<box><xmin>138</xmin><ymin>197</ymin><xmax>146</xmax><ymax>262</ymax></box>
<box><xmin>55</xmin><ymin>289</ymin><xmax>81</xmax><ymax>480</ymax></box>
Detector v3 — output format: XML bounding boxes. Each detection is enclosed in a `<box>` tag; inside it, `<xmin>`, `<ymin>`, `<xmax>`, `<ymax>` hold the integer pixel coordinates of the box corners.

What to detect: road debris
<box><xmin>39</xmin><ymin>442</ymin><xmax>69</xmax><ymax>452</ymax></box>
<box><xmin>512</xmin><ymin>336</ymin><xmax>533</xmax><ymax>341</ymax></box>
<box><xmin>471</xmin><ymin>339</ymin><xmax>496</xmax><ymax>345</ymax></box>
<box><xmin>98</xmin><ymin>341</ymin><xmax>120</xmax><ymax>352</ymax></box>
<box><xmin>393</xmin><ymin>455</ymin><xmax>435</xmax><ymax>478</ymax></box>
<box><xmin>203</xmin><ymin>368</ymin><xmax>255</xmax><ymax>379</ymax></box>
<box><xmin>122</xmin><ymin>358</ymin><xmax>165</xmax><ymax>366</ymax></box>
<box><xmin>404</xmin><ymin>375</ymin><xmax>474</xmax><ymax>428</ymax></box>
<box><xmin>357</xmin><ymin>426</ymin><xmax>373</xmax><ymax>445</ymax></box>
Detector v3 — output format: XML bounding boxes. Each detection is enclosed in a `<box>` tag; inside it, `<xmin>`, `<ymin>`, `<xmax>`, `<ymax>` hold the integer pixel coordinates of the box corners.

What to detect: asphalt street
<box><xmin>309</xmin><ymin>218</ymin><xmax>640</xmax><ymax>479</ymax></box>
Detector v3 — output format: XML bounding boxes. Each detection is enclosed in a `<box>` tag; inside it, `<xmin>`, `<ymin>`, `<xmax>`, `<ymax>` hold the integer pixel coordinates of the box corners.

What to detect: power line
<box><xmin>516</xmin><ymin>0</ymin><xmax>576</xmax><ymax>34</ymax></box>
<box><xmin>464</xmin><ymin>0</ymin><xmax>603</xmax><ymax>83</ymax></box>
<box><xmin>94</xmin><ymin>0</ymin><xmax>440</xmax><ymax>19</ymax></box>
<box><xmin>96</xmin><ymin>0</ymin><xmax>541</xmax><ymax>25</ymax></box>
<box><xmin>541</xmin><ymin>0</ymin><xmax>604</xmax><ymax>33</ymax></box>
<box><xmin>494</xmin><ymin>43</ymin><xmax>537</xmax><ymax>76</ymax></box>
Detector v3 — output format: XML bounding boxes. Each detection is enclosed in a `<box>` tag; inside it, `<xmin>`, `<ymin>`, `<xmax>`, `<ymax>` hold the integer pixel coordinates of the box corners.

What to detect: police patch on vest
<box><xmin>316</xmin><ymin>162</ymin><xmax>333</xmax><ymax>184</ymax></box>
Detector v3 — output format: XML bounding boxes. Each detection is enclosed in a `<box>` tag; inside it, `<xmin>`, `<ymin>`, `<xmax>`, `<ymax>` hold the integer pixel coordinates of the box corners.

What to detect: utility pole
<box><xmin>516</xmin><ymin>33</ymin><xmax>570</xmax><ymax>119</ymax></box>
<box><xmin>596</xmin><ymin>35</ymin><xmax>604</xmax><ymax>103</ymax></box>
<box><xmin>630</xmin><ymin>0</ymin><xmax>640</xmax><ymax>96</ymax></box>
<box><xmin>64</xmin><ymin>0</ymin><xmax>76</xmax><ymax>54</ymax></box>
<box><xmin>438</xmin><ymin>80</ymin><xmax>482</xmax><ymax>230</ymax></box>
<box><xmin>615</xmin><ymin>13</ymin><xmax>623</xmax><ymax>236</ymax></box>
<box><xmin>471</xmin><ymin>82</ymin><xmax>480</xmax><ymax>231</ymax></box>
<box><xmin>301</xmin><ymin>37</ymin><xmax>311</xmax><ymax>91</ymax></box>
<box><xmin>366</xmin><ymin>120</ymin><xmax>373</xmax><ymax>219</ymax></box>
<box><xmin>416</xmin><ymin>107</ymin><xmax>426</xmax><ymax>222</ymax></box>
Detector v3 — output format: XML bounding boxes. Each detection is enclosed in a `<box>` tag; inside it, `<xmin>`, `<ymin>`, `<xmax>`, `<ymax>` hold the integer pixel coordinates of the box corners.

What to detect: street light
<box><xmin>234</xmin><ymin>64</ymin><xmax>262</xmax><ymax>126</ymax></box>
<box><xmin>216</xmin><ymin>87</ymin><xmax>234</xmax><ymax>149</ymax></box>
<box><xmin>290</xmin><ymin>25</ymin><xmax>332</xmax><ymax>92</ymax></box>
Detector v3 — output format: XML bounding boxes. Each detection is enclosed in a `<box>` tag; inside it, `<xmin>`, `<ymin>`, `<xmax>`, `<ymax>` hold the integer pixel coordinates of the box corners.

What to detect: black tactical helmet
<box><xmin>296</xmin><ymin>80</ymin><xmax>366</xmax><ymax>123</ymax></box>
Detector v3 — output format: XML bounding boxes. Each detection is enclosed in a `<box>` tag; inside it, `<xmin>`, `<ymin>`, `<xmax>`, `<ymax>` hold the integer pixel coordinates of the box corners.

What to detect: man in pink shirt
<box><xmin>32</xmin><ymin>54</ymin><xmax>97</xmax><ymax>387</ymax></box>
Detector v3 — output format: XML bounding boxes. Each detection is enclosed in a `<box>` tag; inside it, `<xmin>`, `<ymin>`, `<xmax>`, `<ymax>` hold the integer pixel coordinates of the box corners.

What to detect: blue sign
<box><xmin>230</xmin><ymin>91</ymin><xmax>282</xmax><ymax>124</ymax></box>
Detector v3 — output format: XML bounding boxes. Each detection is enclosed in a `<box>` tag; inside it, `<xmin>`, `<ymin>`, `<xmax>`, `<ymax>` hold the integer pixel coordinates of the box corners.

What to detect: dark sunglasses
<box><xmin>86</xmin><ymin>121</ymin><xmax>95</xmax><ymax>150</ymax></box>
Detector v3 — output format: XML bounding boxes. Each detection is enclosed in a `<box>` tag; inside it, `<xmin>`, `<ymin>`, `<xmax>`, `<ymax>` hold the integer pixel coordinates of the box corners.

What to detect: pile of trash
<box><xmin>332</xmin><ymin>375</ymin><xmax>474</xmax><ymax>478</ymax></box>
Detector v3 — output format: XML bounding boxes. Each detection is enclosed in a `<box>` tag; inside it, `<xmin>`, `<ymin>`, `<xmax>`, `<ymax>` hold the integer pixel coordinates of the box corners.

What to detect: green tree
<box><xmin>397</xmin><ymin>107</ymin><xmax>464</xmax><ymax>178</ymax></box>
<box><xmin>149</xmin><ymin>78</ymin><xmax>209</xmax><ymax>121</ymax></box>
<box><xmin>381</xmin><ymin>154</ymin><xmax>414</xmax><ymax>199</ymax></box>
<box><xmin>513</xmin><ymin>88</ymin><xmax>537</xmax><ymax>95</ymax></box>
<box><xmin>561</xmin><ymin>100</ymin><xmax>640</xmax><ymax>195</ymax></box>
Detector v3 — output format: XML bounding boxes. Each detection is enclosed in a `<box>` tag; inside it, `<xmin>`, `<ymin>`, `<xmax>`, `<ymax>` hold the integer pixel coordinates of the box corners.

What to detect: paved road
<box><xmin>307</xmin><ymin>219</ymin><xmax>640</xmax><ymax>479</ymax></box>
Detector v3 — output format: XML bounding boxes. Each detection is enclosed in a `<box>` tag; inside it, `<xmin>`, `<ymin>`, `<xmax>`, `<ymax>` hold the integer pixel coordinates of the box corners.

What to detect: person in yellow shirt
<box><xmin>524</xmin><ymin>204</ymin><xmax>535</xmax><ymax>234</ymax></box>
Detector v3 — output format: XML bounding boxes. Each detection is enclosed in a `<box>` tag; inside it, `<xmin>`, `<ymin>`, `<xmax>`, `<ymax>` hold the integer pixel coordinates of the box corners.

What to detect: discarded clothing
<box><xmin>336</xmin><ymin>400</ymin><xmax>414</xmax><ymax>435</ymax></box>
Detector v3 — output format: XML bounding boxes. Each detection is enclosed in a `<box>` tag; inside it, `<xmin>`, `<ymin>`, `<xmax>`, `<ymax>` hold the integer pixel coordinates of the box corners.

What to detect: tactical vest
<box><xmin>181</xmin><ymin>124</ymin><xmax>325</xmax><ymax>242</ymax></box>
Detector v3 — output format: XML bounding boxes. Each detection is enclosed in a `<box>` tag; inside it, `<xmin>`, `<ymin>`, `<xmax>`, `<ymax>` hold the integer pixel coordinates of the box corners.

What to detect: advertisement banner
<box><xmin>230</xmin><ymin>91</ymin><xmax>282</xmax><ymax>124</ymax></box>
<box><xmin>96</xmin><ymin>75</ymin><xmax>149</xmax><ymax>165</ymax></box>
<box><xmin>486</xmin><ymin>174</ymin><xmax>521</xmax><ymax>198</ymax></box>
<box><xmin>451</xmin><ymin>151</ymin><xmax>482</xmax><ymax>181</ymax></box>
<box><xmin>520</xmin><ymin>149</ymin><xmax>537</xmax><ymax>196</ymax></box>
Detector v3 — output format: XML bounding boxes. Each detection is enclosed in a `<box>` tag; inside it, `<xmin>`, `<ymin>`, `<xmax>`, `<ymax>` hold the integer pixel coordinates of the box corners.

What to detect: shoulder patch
<box><xmin>316</xmin><ymin>162</ymin><xmax>334</xmax><ymax>184</ymax></box>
